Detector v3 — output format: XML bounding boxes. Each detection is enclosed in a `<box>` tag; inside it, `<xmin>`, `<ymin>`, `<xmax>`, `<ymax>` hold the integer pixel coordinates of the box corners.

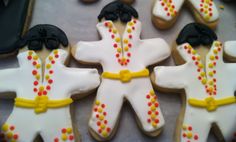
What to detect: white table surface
<box><xmin>0</xmin><ymin>0</ymin><xmax>236</xmax><ymax>142</ymax></box>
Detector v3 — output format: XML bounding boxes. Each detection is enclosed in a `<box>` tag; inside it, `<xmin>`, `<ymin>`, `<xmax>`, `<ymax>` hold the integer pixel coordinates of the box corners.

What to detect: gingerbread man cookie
<box><xmin>152</xmin><ymin>0</ymin><xmax>219</xmax><ymax>29</ymax></box>
<box><xmin>72</xmin><ymin>1</ymin><xmax>170</xmax><ymax>141</ymax></box>
<box><xmin>0</xmin><ymin>25</ymin><xmax>100</xmax><ymax>142</ymax></box>
<box><xmin>153</xmin><ymin>23</ymin><xmax>236</xmax><ymax>142</ymax></box>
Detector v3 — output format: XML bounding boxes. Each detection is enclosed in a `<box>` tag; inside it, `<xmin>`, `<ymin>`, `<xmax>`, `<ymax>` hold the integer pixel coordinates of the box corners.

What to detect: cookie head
<box><xmin>98</xmin><ymin>1</ymin><xmax>138</xmax><ymax>23</ymax></box>
<box><xmin>176</xmin><ymin>23</ymin><xmax>217</xmax><ymax>47</ymax></box>
<box><xmin>18</xmin><ymin>24</ymin><xmax>69</xmax><ymax>50</ymax></box>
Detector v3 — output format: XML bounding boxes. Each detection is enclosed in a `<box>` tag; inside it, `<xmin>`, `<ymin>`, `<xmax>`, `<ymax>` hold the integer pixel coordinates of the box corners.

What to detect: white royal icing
<box><xmin>154</xmin><ymin>41</ymin><xmax>236</xmax><ymax>142</ymax></box>
<box><xmin>152</xmin><ymin>0</ymin><xmax>219</xmax><ymax>22</ymax></box>
<box><xmin>0</xmin><ymin>49</ymin><xmax>100</xmax><ymax>142</ymax></box>
<box><xmin>153</xmin><ymin>0</ymin><xmax>185</xmax><ymax>21</ymax></box>
<box><xmin>74</xmin><ymin>19</ymin><xmax>171</xmax><ymax>139</ymax></box>
<box><xmin>188</xmin><ymin>0</ymin><xmax>219</xmax><ymax>22</ymax></box>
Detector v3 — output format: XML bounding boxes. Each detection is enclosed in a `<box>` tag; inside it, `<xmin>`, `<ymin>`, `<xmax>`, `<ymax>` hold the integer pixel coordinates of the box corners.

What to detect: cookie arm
<box><xmin>65</xmin><ymin>68</ymin><xmax>100</xmax><ymax>96</ymax></box>
<box><xmin>224</xmin><ymin>41</ymin><xmax>236</xmax><ymax>59</ymax></box>
<box><xmin>139</xmin><ymin>38</ymin><xmax>171</xmax><ymax>66</ymax></box>
<box><xmin>73</xmin><ymin>41</ymin><xmax>103</xmax><ymax>63</ymax></box>
<box><xmin>153</xmin><ymin>65</ymin><xmax>187</xmax><ymax>89</ymax></box>
<box><xmin>0</xmin><ymin>68</ymin><xmax>18</xmax><ymax>92</ymax></box>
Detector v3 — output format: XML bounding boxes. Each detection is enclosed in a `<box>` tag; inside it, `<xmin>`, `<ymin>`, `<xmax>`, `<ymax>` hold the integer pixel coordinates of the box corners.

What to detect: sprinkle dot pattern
<box><xmin>182</xmin><ymin>41</ymin><xmax>222</xmax><ymax>96</ymax></box>
<box><xmin>54</xmin><ymin>127</ymin><xmax>74</xmax><ymax>142</ymax></box>
<box><xmin>0</xmin><ymin>124</ymin><xmax>19</xmax><ymax>142</ymax></box>
<box><xmin>160</xmin><ymin>0</ymin><xmax>177</xmax><ymax>17</ymax></box>
<box><xmin>93</xmin><ymin>100</ymin><xmax>111</xmax><ymax>138</ymax></box>
<box><xmin>182</xmin><ymin>124</ymin><xmax>199</xmax><ymax>142</ymax></box>
<box><xmin>146</xmin><ymin>90</ymin><xmax>160</xmax><ymax>128</ymax></box>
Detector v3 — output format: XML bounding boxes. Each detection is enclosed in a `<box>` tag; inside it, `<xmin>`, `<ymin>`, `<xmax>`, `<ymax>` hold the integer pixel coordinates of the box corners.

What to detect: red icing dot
<box><xmin>128</xmin><ymin>43</ymin><xmax>132</xmax><ymax>48</ymax></box>
<box><xmin>49</xmin><ymin>70</ymin><xmax>54</xmax><ymax>74</ymax></box>
<box><xmin>46</xmin><ymin>85</ymin><xmax>51</xmax><ymax>90</ymax></box>
<box><xmin>155</xmin><ymin>111</ymin><xmax>159</xmax><ymax>115</ymax></box>
<box><xmin>155</xmin><ymin>119</ymin><xmax>159</xmax><ymax>123</ymax></box>
<box><xmin>32</xmin><ymin>70</ymin><xmax>37</xmax><ymax>75</ymax></box>
<box><xmin>94</xmin><ymin>108</ymin><xmax>98</xmax><ymax>112</ymax></box>
<box><xmin>104</xmin><ymin>120</ymin><xmax>108</xmax><ymax>124</ymax></box>
<box><xmin>148</xmin><ymin>111</ymin><xmax>152</xmax><ymax>115</ymax></box>
<box><xmin>34</xmin><ymin>81</ymin><xmax>38</xmax><ymax>86</ymax></box>
<box><xmin>43</xmin><ymin>91</ymin><xmax>47</xmax><ymax>95</ymax></box>
<box><xmin>51</xmin><ymin>60</ymin><xmax>55</xmax><ymax>64</ymax></box>
<box><xmin>33</xmin><ymin>61</ymin><xmax>37</xmax><ymax>66</ymax></box>
<box><xmin>188</xmin><ymin>126</ymin><xmax>192</xmax><ymax>131</ymax></box>
<box><xmin>127</xmin><ymin>53</ymin><xmax>131</xmax><ymax>57</ymax></box>
<box><xmin>48</xmin><ymin>79</ymin><xmax>53</xmax><ymax>84</ymax></box>
<box><xmin>96</xmin><ymin>114</ymin><xmax>99</xmax><ymax>118</ymax></box>
<box><xmin>147</xmin><ymin>119</ymin><xmax>151</xmax><ymax>123</ymax></box>
<box><xmin>27</xmin><ymin>56</ymin><xmax>32</xmax><ymax>60</ymax></box>
<box><xmin>146</xmin><ymin>95</ymin><xmax>150</xmax><ymax>99</ymax></box>
<box><xmin>106</xmin><ymin>127</ymin><xmax>111</xmax><ymax>132</ymax></box>
<box><xmin>69</xmin><ymin>135</ymin><xmax>74</xmax><ymax>140</ymax></box>
<box><xmin>62</xmin><ymin>128</ymin><xmax>67</xmax><ymax>133</ymax></box>
<box><xmin>103</xmin><ymin>112</ymin><xmax>107</xmax><ymax>116</ymax></box>
<box><xmin>111</xmin><ymin>35</ymin><xmax>115</xmax><ymax>39</ymax></box>
<box><xmin>194</xmin><ymin>135</ymin><xmax>199</xmax><ymax>140</ymax></box>
<box><xmin>97</xmin><ymin>121</ymin><xmax>101</xmax><ymax>126</ymax></box>
<box><xmin>34</xmin><ymin>88</ymin><xmax>38</xmax><ymax>92</ymax></box>
<box><xmin>148</xmin><ymin>102</ymin><xmax>152</xmax><ymax>106</ymax></box>
<box><xmin>54</xmin><ymin>138</ymin><xmax>59</xmax><ymax>142</ymax></box>
<box><xmin>129</xmin><ymin>35</ymin><xmax>132</xmax><ymax>39</ymax></box>
<box><xmin>38</xmin><ymin>92</ymin><xmax>42</xmax><ymax>96</ymax></box>
<box><xmin>192</xmin><ymin>56</ymin><xmax>196</xmax><ymax>60</ymax></box>
<box><xmin>55</xmin><ymin>54</ymin><xmax>59</xmax><ymax>58</ymax></box>
<box><xmin>113</xmin><ymin>44</ymin><xmax>118</xmax><ymax>48</ymax></box>
<box><xmin>98</xmin><ymin>129</ymin><xmax>102</xmax><ymax>133</ymax></box>
<box><xmin>183</xmin><ymin>133</ymin><xmax>186</xmax><ymax>137</ymax></box>
<box><xmin>10</xmin><ymin>126</ymin><xmax>15</xmax><ymax>131</ymax></box>
<box><xmin>104</xmin><ymin>22</ymin><xmax>109</xmax><ymax>27</ymax></box>
<box><xmin>101</xmin><ymin>104</ymin><xmax>106</xmax><ymax>108</ymax></box>
<box><xmin>13</xmin><ymin>134</ymin><xmax>18</xmax><ymax>140</ymax></box>
<box><xmin>155</xmin><ymin>103</ymin><xmax>159</xmax><ymax>107</ymax></box>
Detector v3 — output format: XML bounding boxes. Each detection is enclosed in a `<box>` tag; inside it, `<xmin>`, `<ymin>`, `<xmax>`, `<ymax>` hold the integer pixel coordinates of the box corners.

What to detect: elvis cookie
<box><xmin>152</xmin><ymin>0</ymin><xmax>219</xmax><ymax>29</ymax></box>
<box><xmin>152</xmin><ymin>23</ymin><xmax>236</xmax><ymax>142</ymax></box>
<box><xmin>72</xmin><ymin>1</ymin><xmax>170</xmax><ymax>141</ymax></box>
<box><xmin>0</xmin><ymin>24</ymin><xmax>100</xmax><ymax>142</ymax></box>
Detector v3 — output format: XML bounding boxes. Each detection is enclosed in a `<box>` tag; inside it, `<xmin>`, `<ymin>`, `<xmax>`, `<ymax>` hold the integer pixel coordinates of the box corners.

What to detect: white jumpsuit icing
<box><xmin>154</xmin><ymin>41</ymin><xmax>236</xmax><ymax>142</ymax></box>
<box><xmin>0</xmin><ymin>49</ymin><xmax>100</xmax><ymax>142</ymax></box>
<box><xmin>74</xmin><ymin>19</ymin><xmax>170</xmax><ymax>138</ymax></box>
<box><xmin>153</xmin><ymin>0</ymin><xmax>219</xmax><ymax>22</ymax></box>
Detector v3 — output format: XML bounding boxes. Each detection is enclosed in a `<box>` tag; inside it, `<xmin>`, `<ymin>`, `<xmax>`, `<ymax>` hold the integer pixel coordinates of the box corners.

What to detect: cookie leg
<box><xmin>215</xmin><ymin>106</ymin><xmax>236</xmax><ymax>142</ymax></box>
<box><xmin>89</xmin><ymin>81</ymin><xmax>124</xmax><ymax>140</ymax></box>
<box><xmin>126</xmin><ymin>80</ymin><xmax>165</xmax><ymax>136</ymax></box>
<box><xmin>0</xmin><ymin>119</ymin><xmax>36</xmax><ymax>142</ymax></box>
<box><xmin>40</xmin><ymin>109</ymin><xmax>76</xmax><ymax>142</ymax></box>
<box><xmin>179</xmin><ymin>109</ymin><xmax>211</xmax><ymax>142</ymax></box>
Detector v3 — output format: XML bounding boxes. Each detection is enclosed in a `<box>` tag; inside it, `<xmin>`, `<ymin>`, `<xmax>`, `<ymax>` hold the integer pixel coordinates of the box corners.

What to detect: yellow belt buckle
<box><xmin>119</xmin><ymin>70</ymin><xmax>132</xmax><ymax>83</ymax></box>
<box><xmin>34</xmin><ymin>96</ymin><xmax>48</xmax><ymax>113</ymax></box>
<box><xmin>205</xmin><ymin>97</ymin><xmax>217</xmax><ymax>111</ymax></box>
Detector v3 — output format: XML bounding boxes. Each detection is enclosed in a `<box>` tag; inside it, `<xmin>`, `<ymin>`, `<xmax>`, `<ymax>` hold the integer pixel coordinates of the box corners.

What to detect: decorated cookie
<box><xmin>0</xmin><ymin>0</ymin><xmax>34</xmax><ymax>57</ymax></box>
<box><xmin>72</xmin><ymin>1</ymin><xmax>170</xmax><ymax>141</ymax></box>
<box><xmin>0</xmin><ymin>25</ymin><xmax>100</xmax><ymax>142</ymax></box>
<box><xmin>152</xmin><ymin>0</ymin><xmax>219</xmax><ymax>29</ymax></box>
<box><xmin>152</xmin><ymin>23</ymin><xmax>236</xmax><ymax>142</ymax></box>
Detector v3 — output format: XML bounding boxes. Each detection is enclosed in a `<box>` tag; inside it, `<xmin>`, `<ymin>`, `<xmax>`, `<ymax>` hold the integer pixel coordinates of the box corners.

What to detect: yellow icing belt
<box><xmin>101</xmin><ymin>68</ymin><xmax>149</xmax><ymax>83</ymax></box>
<box><xmin>188</xmin><ymin>96</ymin><xmax>236</xmax><ymax>112</ymax></box>
<box><xmin>15</xmin><ymin>96</ymin><xmax>73</xmax><ymax>114</ymax></box>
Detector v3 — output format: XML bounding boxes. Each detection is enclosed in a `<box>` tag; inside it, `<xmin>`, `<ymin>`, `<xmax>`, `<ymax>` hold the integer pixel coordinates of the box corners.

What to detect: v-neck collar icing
<box><xmin>97</xmin><ymin>19</ymin><xmax>140</xmax><ymax>66</ymax></box>
<box><xmin>180</xmin><ymin>40</ymin><xmax>223</xmax><ymax>96</ymax></box>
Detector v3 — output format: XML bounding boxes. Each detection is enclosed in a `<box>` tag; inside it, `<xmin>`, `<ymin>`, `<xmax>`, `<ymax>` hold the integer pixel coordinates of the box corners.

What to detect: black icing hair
<box><xmin>176</xmin><ymin>23</ymin><xmax>217</xmax><ymax>47</ymax></box>
<box><xmin>98</xmin><ymin>1</ymin><xmax>138</xmax><ymax>23</ymax></box>
<box><xmin>18</xmin><ymin>24</ymin><xmax>69</xmax><ymax>50</ymax></box>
